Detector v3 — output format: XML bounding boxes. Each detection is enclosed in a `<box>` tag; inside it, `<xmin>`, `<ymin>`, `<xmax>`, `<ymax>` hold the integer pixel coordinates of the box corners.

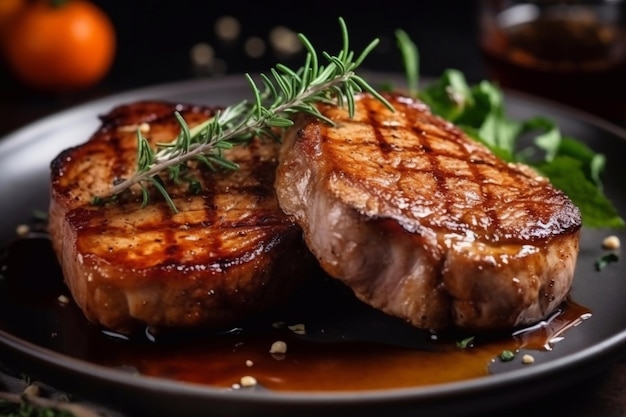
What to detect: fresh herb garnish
<box><xmin>456</xmin><ymin>336</ymin><xmax>475</xmax><ymax>349</ymax></box>
<box><xmin>499</xmin><ymin>350</ymin><xmax>515</xmax><ymax>362</ymax></box>
<box><xmin>595</xmin><ymin>253</ymin><xmax>619</xmax><ymax>271</ymax></box>
<box><xmin>101</xmin><ymin>17</ymin><xmax>392</xmax><ymax>212</ymax></box>
<box><xmin>395</xmin><ymin>29</ymin><xmax>419</xmax><ymax>97</ymax></box>
<box><xmin>0</xmin><ymin>399</ymin><xmax>74</xmax><ymax>417</ymax></box>
<box><xmin>395</xmin><ymin>31</ymin><xmax>625</xmax><ymax>230</ymax></box>
<box><xmin>0</xmin><ymin>393</ymin><xmax>84</xmax><ymax>417</ymax></box>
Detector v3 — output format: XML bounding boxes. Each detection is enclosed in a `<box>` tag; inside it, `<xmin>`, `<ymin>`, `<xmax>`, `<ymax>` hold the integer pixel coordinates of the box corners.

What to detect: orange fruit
<box><xmin>2</xmin><ymin>0</ymin><xmax>116</xmax><ymax>92</ymax></box>
<box><xmin>0</xmin><ymin>0</ymin><xmax>26</xmax><ymax>36</ymax></box>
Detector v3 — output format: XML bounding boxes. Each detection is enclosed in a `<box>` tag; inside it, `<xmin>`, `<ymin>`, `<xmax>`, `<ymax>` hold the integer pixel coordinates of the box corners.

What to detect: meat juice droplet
<box><xmin>0</xmin><ymin>236</ymin><xmax>591</xmax><ymax>391</ymax></box>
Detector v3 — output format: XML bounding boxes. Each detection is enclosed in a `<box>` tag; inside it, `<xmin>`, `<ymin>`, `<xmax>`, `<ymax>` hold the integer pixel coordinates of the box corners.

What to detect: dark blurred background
<box><xmin>0</xmin><ymin>0</ymin><xmax>486</xmax><ymax>136</ymax></box>
<box><xmin>2</xmin><ymin>4</ymin><xmax>626</xmax><ymax>417</ymax></box>
<box><xmin>88</xmin><ymin>0</ymin><xmax>486</xmax><ymax>83</ymax></box>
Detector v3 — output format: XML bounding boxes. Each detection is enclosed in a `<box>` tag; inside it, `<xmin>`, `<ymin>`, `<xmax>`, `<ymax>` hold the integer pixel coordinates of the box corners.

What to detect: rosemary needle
<box><xmin>101</xmin><ymin>17</ymin><xmax>393</xmax><ymax>212</ymax></box>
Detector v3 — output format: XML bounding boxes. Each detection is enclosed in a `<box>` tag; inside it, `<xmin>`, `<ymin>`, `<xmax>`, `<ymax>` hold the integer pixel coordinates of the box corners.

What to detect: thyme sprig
<box><xmin>103</xmin><ymin>17</ymin><xmax>393</xmax><ymax>212</ymax></box>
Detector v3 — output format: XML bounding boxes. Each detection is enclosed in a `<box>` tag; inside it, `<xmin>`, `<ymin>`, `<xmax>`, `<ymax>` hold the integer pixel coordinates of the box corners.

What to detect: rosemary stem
<box><xmin>96</xmin><ymin>18</ymin><xmax>395</xmax><ymax>211</ymax></box>
<box><xmin>104</xmin><ymin>73</ymin><xmax>357</xmax><ymax>198</ymax></box>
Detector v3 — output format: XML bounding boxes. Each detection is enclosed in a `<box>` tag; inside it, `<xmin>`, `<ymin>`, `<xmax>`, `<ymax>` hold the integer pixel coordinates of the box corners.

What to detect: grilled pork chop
<box><xmin>49</xmin><ymin>101</ymin><xmax>310</xmax><ymax>335</ymax></box>
<box><xmin>275</xmin><ymin>92</ymin><xmax>582</xmax><ymax>332</ymax></box>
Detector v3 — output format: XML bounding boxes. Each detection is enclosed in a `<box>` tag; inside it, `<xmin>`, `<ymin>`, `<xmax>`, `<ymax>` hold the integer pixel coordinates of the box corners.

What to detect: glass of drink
<box><xmin>478</xmin><ymin>0</ymin><xmax>626</xmax><ymax>124</ymax></box>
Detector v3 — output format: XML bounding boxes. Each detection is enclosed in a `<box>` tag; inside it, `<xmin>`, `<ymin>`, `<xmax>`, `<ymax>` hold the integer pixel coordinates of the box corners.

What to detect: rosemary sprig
<box><xmin>103</xmin><ymin>17</ymin><xmax>393</xmax><ymax>212</ymax></box>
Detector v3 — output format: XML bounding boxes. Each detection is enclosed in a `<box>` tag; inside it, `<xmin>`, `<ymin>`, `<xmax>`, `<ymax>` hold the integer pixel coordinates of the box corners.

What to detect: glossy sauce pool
<box><xmin>0</xmin><ymin>234</ymin><xmax>591</xmax><ymax>392</ymax></box>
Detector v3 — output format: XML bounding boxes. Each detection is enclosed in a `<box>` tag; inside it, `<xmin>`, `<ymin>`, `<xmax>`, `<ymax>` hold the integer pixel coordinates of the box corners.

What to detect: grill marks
<box><xmin>274</xmin><ymin>92</ymin><xmax>582</xmax><ymax>331</ymax></box>
<box><xmin>47</xmin><ymin>92</ymin><xmax>583</xmax><ymax>335</ymax></box>
<box><xmin>333</xmin><ymin>96</ymin><xmax>489</xmax><ymax>233</ymax></box>
<box><xmin>321</xmin><ymin>94</ymin><xmax>580</xmax><ymax>243</ymax></box>
<box><xmin>370</xmin><ymin>96</ymin><xmax>506</xmax><ymax>235</ymax></box>
<box><xmin>48</xmin><ymin>100</ymin><xmax>310</xmax><ymax>334</ymax></box>
<box><xmin>85</xmin><ymin>105</ymin><xmax>289</xmax><ymax>268</ymax></box>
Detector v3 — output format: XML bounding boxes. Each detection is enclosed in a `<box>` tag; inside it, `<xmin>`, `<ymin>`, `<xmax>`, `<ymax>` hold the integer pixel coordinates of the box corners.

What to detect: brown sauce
<box><xmin>94</xmin><ymin>302</ymin><xmax>589</xmax><ymax>392</ymax></box>
<box><xmin>0</xmin><ymin>234</ymin><xmax>591</xmax><ymax>392</ymax></box>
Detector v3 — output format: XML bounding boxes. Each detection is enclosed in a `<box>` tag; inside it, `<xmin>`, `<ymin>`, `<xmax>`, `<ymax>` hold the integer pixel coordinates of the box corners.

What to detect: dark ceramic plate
<box><xmin>0</xmin><ymin>73</ymin><xmax>625</xmax><ymax>417</ymax></box>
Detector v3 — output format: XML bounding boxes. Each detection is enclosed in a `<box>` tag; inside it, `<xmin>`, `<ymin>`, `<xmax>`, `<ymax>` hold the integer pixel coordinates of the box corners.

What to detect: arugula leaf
<box><xmin>537</xmin><ymin>157</ymin><xmax>624</xmax><ymax>229</ymax></box>
<box><xmin>393</xmin><ymin>31</ymin><xmax>624</xmax><ymax>229</ymax></box>
<box><xmin>410</xmin><ymin>60</ymin><xmax>624</xmax><ymax>229</ymax></box>
<box><xmin>556</xmin><ymin>136</ymin><xmax>607</xmax><ymax>188</ymax></box>
<box><xmin>418</xmin><ymin>69</ymin><xmax>473</xmax><ymax>122</ymax></box>
<box><xmin>395</xmin><ymin>29</ymin><xmax>419</xmax><ymax>97</ymax></box>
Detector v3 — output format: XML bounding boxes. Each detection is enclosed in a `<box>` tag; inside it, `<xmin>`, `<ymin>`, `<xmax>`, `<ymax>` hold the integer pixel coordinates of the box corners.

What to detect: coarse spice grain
<box><xmin>240</xmin><ymin>376</ymin><xmax>257</xmax><ymax>387</ymax></box>
<box><xmin>288</xmin><ymin>323</ymin><xmax>306</xmax><ymax>335</ymax></box>
<box><xmin>15</xmin><ymin>224</ymin><xmax>29</xmax><ymax>236</ymax></box>
<box><xmin>270</xmin><ymin>340</ymin><xmax>287</xmax><ymax>354</ymax></box>
<box><xmin>602</xmin><ymin>235</ymin><xmax>620</xmax><ymax>250</ymax></box>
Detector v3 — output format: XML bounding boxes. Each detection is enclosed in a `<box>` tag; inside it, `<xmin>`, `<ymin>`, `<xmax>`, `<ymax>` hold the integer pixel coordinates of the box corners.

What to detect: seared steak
<box><xmin>275</xmin><ymin>92</ymin><xmax>582</xmax><ymax>332</ymax></box>
<box><xmin>49</xmin><ymin>101</ymin><xmax>310</xmax><ymax>335</ymax></box>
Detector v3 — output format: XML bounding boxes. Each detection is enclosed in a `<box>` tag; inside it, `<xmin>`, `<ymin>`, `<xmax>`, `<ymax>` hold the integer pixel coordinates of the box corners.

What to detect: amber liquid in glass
<box><xmin>481</xmin><ymin>10</ymin><xmax>626</xmax><ymax>122</ymax></box>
